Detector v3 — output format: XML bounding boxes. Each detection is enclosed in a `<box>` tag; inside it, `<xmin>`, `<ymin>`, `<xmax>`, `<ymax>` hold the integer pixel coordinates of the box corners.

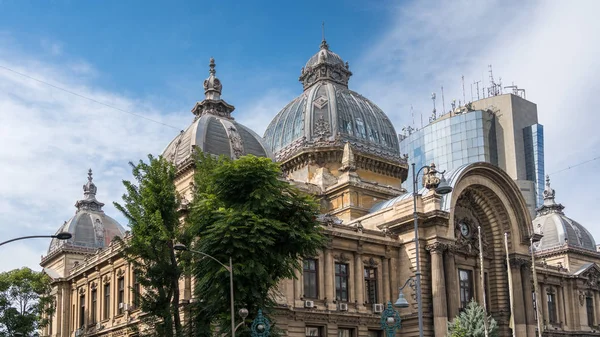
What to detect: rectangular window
<box><xmin>79</xmin><ymin>293</ymin><xmax>85</xmax><ymax>328</ymax></box>
<box><xmin>91</xmin><ymin>289</ymin><xmax>97</xmax><ymax>324</ymax></box>
<box><xmin>118</xmin><ymin>277</ymin><xmax>125</xmax><ymax>315</ymax></box>
<box><xmin>338</xmin><ymin>328</ymin><xmax>353</xmax><ymax>337</ymax></box>
<box><xmin>547</xmin><ymin>289</ymin><xmax>557</xmax><ymax>324</ymax></box>
<box><xmin>306</xmin><ymin>326</ymin><xmax>322</xmax><ymax>337</ymax></box>
<box><xmin>586</xmin><ymin>295</ymin><xmax>594</xmax><ymax>326</ymax></box>
<box><xmin>303</xmin><ymin>259</ymin><xmax>319</xmax><ymax>299</ymax></box>
<box><xmin>103</xmin><ymin>283</ymin><xmax>111</xmax><ymax>319</ymax></box>
<box><xmin>367</xmin><ymin>331</ymin><xmax>382</xmax><ymax>337</ymax></box>
<box><xmin>133</xmin><ymin>272</ymin><xmax>140</xmax><ymax>307</ymax></box>
<box><xmin>459</xmin><ymin>269</ymin><xmax>473</xmax><ymax>310</ymax></box>
<box><xmin>364</xmin><ymin>267</ymin><xmax>378</xmax><ymax>304</ymax></box>
<box><xmin>484</xmin><ymin>272</ymin><xmax>490</xmax><ymax>312</ymax></box>
<box><xmin>335</xmin><ymin>263</ymin><xmax>349</xmax><ymax>302</ymax></box>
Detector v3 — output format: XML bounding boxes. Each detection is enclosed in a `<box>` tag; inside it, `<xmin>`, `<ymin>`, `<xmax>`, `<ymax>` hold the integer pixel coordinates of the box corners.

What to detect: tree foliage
<box><xmin>114</xmin><ymin>155</ymin><xmax>187</xmax><ymax>337</ymax></box>
<box><xmin>184</xmin><ymin>153</ymin><xmax>327</xmax><ymax>337</ymax></box>
<box><xmin>0</xmin><ymin>267</ymin><xmax>54</xmax><ymax>336</ymax></box>
<box><xmin>448</xmin><ymin>299</ymin><xmax>499</xmax><ymax>337</ymax></box>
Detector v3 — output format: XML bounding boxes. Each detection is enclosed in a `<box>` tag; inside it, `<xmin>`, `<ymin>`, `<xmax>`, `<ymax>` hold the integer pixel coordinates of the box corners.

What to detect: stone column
<box><xmin>557</xmin><ymin>284</ymin><xmax>565</xmax><ymax>328</ymax></box>
<box><xmin>522</xmin><ymin>266</ymin><xmax>536</xmax><ymax>337</ymax></box>
<box><xmin>428</xmin><ymin>243</ymin><xmax>448</xmax><ymax>337</ymax></box>
<box><xmin>510</xmin><ymin>263</ymin><xmax>527</xmax><ymax>337</ymax></box>
<box><xmin>354</xmin><ymin>252</ymin><xmax>364</xmax><ymax>309</ymax></box>
<box><xmin>382</xmin><ymin>257</ymin><xmax>390</xmax><ymax>303</ymax></box>
<box><xmin>540</xmin><ymin>284</ymin><xmax>548</xmax><ymax>327</ymax></box>
<box><xmin>389</xmin><ymin>255</ymin><xmax>398</xmax><ymax>304</ymax></box>
<box><xmin>445</xmin><ymin>249</ymin><xmax>459</xmax><ymax>319</ymax></box>
<box><xmin>324</xmin><ymin>249</ymin><xmax>334</xmax><ymax>308</ymax></box>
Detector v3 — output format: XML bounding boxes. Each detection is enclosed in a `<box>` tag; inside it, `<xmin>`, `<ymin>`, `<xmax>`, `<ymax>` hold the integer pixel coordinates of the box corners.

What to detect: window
<box><xmin>459</xmin><ymin>269</ymin><xmax>473</xmax><ymax>310</ymax></box>
<box><xmin>303</xmin><ymin>259</ymin><xmax>319</xmax><ymax>299</ymax></box>
<box><xmin>91</xmin><ymin>289</ymin><xmax>97</xmax><ymax>324</ymax></box>
<box><xmin>335</xmin><ymin>263</ymin><xmax>349</xmax><ymax>302</ymax></box>
<box><xmin>586</xmin><ymin>295</ymin><xmax>594</xmax><ymax>326</ymax></box>
<box><xmin>484</xmin><ymin>272</ymin><xmax>490</xmax><ymax>312</ymax></box>
<box><xmin>306</xmin><ymin>326</ymin><xmax>322</xmax><ymax>337</ymax></box>
<box><xmin>364</xmin><ymin>267</ymin><xmax>378</xmax><ymax>304</ymax></box>
<box><xmin>79</xmin><ymin>293</ymin><xmax>85</xmax><ymax>328</ymax></box>
<box><xmin>367</xmin><ymin>331</ymin><xmax>382</xmax><ymax>337</ymax></box>
<box><xmin>338</xmin><ymin>328</ymin><xmax>353</xmax><ymax>337</ymax></box>
<box><xmin>133</xmin><ymin>272</ymin><xmax>140</xmax><ymax>307</ymax></box>
<box><xmin>103</xmin><ymin>283</ymin><xmax>111</xmax><ymax>319</ymax></box>
<box><xmin>547</xmin><ymin>288</ymin><xmax>557</xmax><ymax>324</ymax></box>
<box><xmin>118</xmin><ymin>277</ymin><xmax>125</xmax><ymax>315</ymax></box>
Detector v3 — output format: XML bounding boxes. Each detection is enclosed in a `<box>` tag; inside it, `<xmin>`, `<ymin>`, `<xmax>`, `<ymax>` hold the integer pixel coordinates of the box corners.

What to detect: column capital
<box><xmin>426</xmin><ymin>242</ymin><xmax>449</xmax><ymax>254</ymax></box>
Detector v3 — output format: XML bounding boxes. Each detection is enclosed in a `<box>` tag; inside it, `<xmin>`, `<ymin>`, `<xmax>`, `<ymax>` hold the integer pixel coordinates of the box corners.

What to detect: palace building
<box><xmin>41</xmin><ymin>39</ymin><xmax>600</xmax><ymax>337</ymax></box>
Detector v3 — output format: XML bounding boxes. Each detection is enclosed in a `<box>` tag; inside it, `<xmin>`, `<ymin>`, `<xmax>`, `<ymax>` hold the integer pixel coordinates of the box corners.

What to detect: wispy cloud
<box><xmin>354</xmin><ymin>0</ymin><xmax>600</xmax><ymax>237</ymax></box>
<box><xmin>0</xmin><ymin>37</ymin><xmax>190</xmax><ymax>272</ymax></box>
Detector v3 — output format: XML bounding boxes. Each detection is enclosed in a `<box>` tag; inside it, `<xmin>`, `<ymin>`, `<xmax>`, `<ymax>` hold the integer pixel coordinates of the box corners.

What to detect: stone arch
<box><xmin>443</xmin><ymin>163</ymin><xmax>533</xmax><ymax>333</ymax></box>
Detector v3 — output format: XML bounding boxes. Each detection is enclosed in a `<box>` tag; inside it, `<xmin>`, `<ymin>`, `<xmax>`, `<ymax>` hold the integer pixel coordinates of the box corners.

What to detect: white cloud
<box><xmin>236</xmin><ymin>89</ymin><xmax>295</xmax><ymax>137</ymax></box>
<box><xmin>354</xmin><ymin>0</ymin><xmax>600</xmax><ymax>238</ymax></box>
<box><xmin>0</xmin><ymin>37</ymin><xmax>190</xmax><ymax>272</ymax></box>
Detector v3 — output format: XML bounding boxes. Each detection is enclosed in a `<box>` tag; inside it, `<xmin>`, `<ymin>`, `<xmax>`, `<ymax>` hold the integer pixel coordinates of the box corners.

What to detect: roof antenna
<box><xmin>462</xmin><ymin>75</ymin><xmax>466</xmax><ymax>105</ymax></box>
<box><xmin>322</xmin><ymin>21</ymin><xmax>325</xmax><ymax>42</ymax></box>
<box><xmin>441</xmin><ymin>86</ymin><xmax>445</xmax><ymax>114</ymax></box>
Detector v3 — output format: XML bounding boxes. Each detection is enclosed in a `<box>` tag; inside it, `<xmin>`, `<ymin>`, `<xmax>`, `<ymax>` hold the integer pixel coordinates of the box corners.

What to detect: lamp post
<box><xmin>173</xmin><ymin>243</ymin><xmax>237</xmax><ymax>337</ymax></box>
<box><xmin>380</xmin><ymin>302</ymin><xmax>402</xmax><ymax>337</ymax></box>
<box><xmin>0</xmin><ymin>232</ymin><xmax>72</xmax><ymax>248</ymax></box>
<box><xmin>411</xmin><ymin>163</ymin><xmax>453</xmax><ymax>337</ymax></box>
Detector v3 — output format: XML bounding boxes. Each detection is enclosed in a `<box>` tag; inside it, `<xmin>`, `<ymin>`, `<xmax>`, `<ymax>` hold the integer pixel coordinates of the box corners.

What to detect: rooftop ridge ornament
<box><xmin>203</xmin><ymin>57</ymin><xmax>222</xmax><ymax>100</ymax></box>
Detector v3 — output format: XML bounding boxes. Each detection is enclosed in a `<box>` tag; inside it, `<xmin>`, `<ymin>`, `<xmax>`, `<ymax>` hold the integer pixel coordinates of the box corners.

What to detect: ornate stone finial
<box><xmin>83</xmin><ymin>169</ymin><xmax>97</xmax><ymax>199</ymax></box>
<box><xmin>536</xmin><ymin>174</ymin><xmax>564</xmax><ymax>216</ymax></box>
<box><xmin>340</xmin><ymin>142</ymin><xmax>356</xmax><ymax>172</ymax></box>
<box><xmin>203</xmin><ymin>57</ymin><xmax>222</xmax><ymax>100</ymax></box>
<box><xmin>423</xmin><ymin>163</ymin><xmax>441</xmax><ymax>190</ymax></box>
<box><xmin>543</xmin><ymin>175</ymin><xmax>556</xmax><ymax>202</ymax></box>
<box><xmin>75</xmin><ymin>169</ymin><xmax>105</xmax><ymax>212</ymax></box>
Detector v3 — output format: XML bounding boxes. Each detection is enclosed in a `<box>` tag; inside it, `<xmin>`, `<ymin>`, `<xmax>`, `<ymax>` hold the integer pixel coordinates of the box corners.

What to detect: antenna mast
<box><xmin>474</xmin><ymin>80</ymin><xmax>481</xmax><ymax>100</ymax></box>
<box><xmin>411</xmin><ymin>104</ymin><xmax>415</xmax><ymax>127</ymax></box>
<box><xmin>462</xmin><ymin>75</ymin><xmax>466</xmax><ymax>104</ymax></box>
<box><xmin>441</xmin><ymin>86</ymin><xmax>446</xmax><ymax>114</ymax></box>
<box><xmin>322</xmin><ymin>21</ymin><xmax>325</xmax><ymax>41</ymax></box>
<box><xmin>429</xmin><ymin>92</ymin><xmax>437</xmax><ymax>122</ymax></box>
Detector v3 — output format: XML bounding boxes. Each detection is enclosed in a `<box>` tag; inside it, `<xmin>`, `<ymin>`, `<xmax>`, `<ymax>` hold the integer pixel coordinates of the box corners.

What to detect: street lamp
<box><xmin>393</xmin><ymin>277</ymin><xmax>416</xmax><ymax>308</ymax></box>
<box><xmin>173</xmin><ymin>243</ymin><xmax>238</xmax><ymax>337</ymax></box>
<box><xmin>250</xmin><ymin>309</ymin><xmax>271</xmax><ymax>337</ymax></box>
<box><xmin>411</xmin><ymin>163</ymin><xmax>453</xmax><ymax>337</ymax></box>
<box><xmin>0</xmin><ymin>232</ymin><xmax>72</xmax><ymax>248</ymax></box>
<box><xmin>380</xmin><ymin>302</ymin><xmax>402</xmax><ymax>337</ymax></box>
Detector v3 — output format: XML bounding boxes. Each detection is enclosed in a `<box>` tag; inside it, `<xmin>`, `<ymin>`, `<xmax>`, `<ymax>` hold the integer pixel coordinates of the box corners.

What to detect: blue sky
<box><xmin>0</xmin><ymin>0</ymin><xmax>599</xmax><ymax>272</ymax></box>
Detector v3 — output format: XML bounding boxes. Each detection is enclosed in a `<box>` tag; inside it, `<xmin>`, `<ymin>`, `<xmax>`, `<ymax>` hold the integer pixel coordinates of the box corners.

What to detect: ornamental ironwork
<box><xmin>250</xmin><ymin>309</ymin><xmax>271</xmax><ymax>337</ymax></box>
<box><xmin>379</xmin><ymin>302</ymin><xmax>401</xmax><ymax>337</ymax></box>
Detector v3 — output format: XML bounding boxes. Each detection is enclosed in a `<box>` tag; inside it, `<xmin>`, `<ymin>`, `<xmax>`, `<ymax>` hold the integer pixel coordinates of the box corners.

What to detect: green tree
<box><xmin>184</xmin><ymin>153</ymin><xmax>327</xmax><ymax>337</ymax></box>
<box><xmin>0</xmin><ymin>267</ymin><xmax>54</xmax><ymax>336</ymax></box>
<box><xmin>448</xmin><ymin>299</ymin><xmax>499</xmax><ymax>337</ymax></box>
<box><xmin>114</xmin><ymin>155</ymin><xmax>188</xmax><ymax>337</ymax></box>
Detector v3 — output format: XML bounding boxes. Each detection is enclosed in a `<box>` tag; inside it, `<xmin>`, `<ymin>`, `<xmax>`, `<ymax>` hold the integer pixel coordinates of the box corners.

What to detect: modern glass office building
<box><xmin>399</xmin><ymin>94</ymin><xmax>545</xmax><ymax>215</ymax></box>
<box><xmin>399</xmin><ymin>109</ymin><xmax>497</xmax><ymax>176</ymax></box>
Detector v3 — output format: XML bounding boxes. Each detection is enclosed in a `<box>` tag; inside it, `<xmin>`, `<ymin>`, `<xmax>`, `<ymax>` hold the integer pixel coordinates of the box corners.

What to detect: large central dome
<box><xmin>263</xmin><ymin>40</ymin><xmax>401</xmax><ymax>163</ymax></box>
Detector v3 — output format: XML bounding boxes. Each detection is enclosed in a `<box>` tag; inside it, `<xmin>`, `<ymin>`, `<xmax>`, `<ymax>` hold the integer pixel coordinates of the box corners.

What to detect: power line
<box><xmin>0</xmin><ymin>64</ymin><xmax>180</xmax><ymax>130</ymax></box>
<box><xmin>548</xmin><ymin>155</ymin><xmax>600</xmax><ymax>176</ymax></box>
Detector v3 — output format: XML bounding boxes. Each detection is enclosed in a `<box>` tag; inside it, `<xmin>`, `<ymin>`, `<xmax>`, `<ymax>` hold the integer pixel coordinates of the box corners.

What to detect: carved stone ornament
<box><xmin>422</xmin><ymin>163</ymin><xmax>441</xmax><ymax>190</ymax></box>
<box><xmin>451</xmin><ymin>217</ymin><xmax>491</xmax><ymax>258</ymax></box>
<box><xmin>333</xmin><ymin>253</ymin><xmax>351</xmax><ymax>263</ymax></box>
<box><xmin>313</xmin><ymin>116</ymin><xmax>331</xmax><ymax>140</ymax></box>
<box><xmin>354</xmin><ymin>221</ymin><xmax>364</xmax><ymax>233</ymax></box>
<box><xmin>316</xmin><ymin>213</ymin><xmax>342</xmax><ymax>226</ymax></box>
<box><xmin>579</xmin><ymin>290</ymin><xmax>586</xmax><ymax>306</ymax></box>
<box><xmin>227</xmin><ymin>126</ymin><xmax>245</xmax><ymax>159</ymax></box>
<box><xmin>102</xmin><ymin>275</ymin><xmax>111</xmax><ymax>284</ymax></box>
<box><xmin>582</xmin><ymin>266</ymin><xmax>600</xmax><ymax>289</ymax></box>
<box><xmin>364</xmin><ymin>257</ymin><xmax>379</xmax><ymax>267</ymax></box>
<box><xmin>426</xmin><ymin>242</ymin><xmax>448</xmax><ymax>254</ymax></box>
<box><xmin>79</xmin><ymin>287</ymin><xmax>86</xmax><ymax>294</ymax></box>
<box><xmin>509</xmin><ymin>257</ymin><xmax>531</xmax><ymax>268</ymax></box>
<box><xmin>90</xmin><ymin>282</ymin><xmax>98</xmax><ymax>290</ymax></box>
<box><xmin>116</xmin><ymin>269</ymin><xmax>125</xmax><ymax>277</ymax></box>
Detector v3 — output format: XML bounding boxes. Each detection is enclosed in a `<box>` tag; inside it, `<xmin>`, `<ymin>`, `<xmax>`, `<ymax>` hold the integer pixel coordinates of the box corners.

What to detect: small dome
<box><xmin>48</xmin><ymin>170</ymin><xmax>125</xmax><ymax>254</ymax></box>
<box><xmin>264</xmin><ymin>40</ymin><xmax>401</xmax><ymax>164</ymax></box>
<box><xmin>162</xmin><ymin>58</ymin><xmax>272</xmax><ymax>166</ymax></box>
<box><xmin>533</xmin><ymin>176</ymin><xmax>596</xmax><ymax>252</ymax></box>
